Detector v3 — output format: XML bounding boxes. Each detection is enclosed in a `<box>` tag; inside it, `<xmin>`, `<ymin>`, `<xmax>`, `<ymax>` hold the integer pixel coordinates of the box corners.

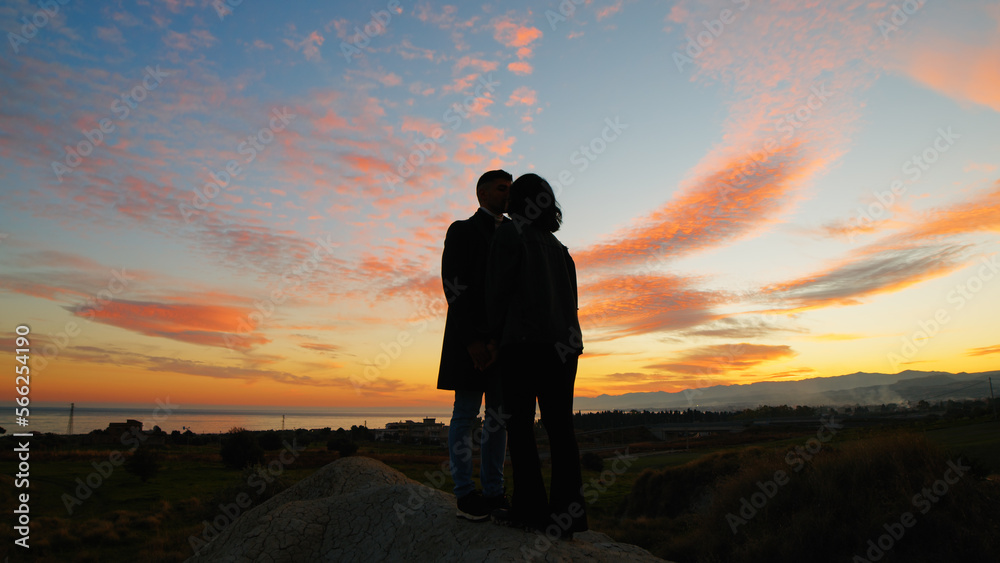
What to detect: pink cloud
<box><xmin>596</xmin><ymin>0</ymin><xmax>624</xmax><ymax>21</ymax></box>
<box><xmin>460</xmin><ymin>126</ymin><xmax>515</xmax><ymax>158</ymax></box>
<box><xmin>506</xmin><ymin>86</ymin><xmax>537</xmax><ymax>106</ymax></box>
<box><xmin>888</xmin><ymin>23</ymin><xmax>1000</xmax><ymax>112</ymax></box>
<box><xmin>453</xmin><ymin>56</ymin><xmax>499</xmax><ymax>73</ymax></box>
<box><xmin>285</xmin><ymin>30</ymin><xmax>324</xmax><ymax>61</ymax></box>
<box><xmin>492</xmin><ymin>16</ymin><xmax>542</xmax><ymax>58</ymax></box>
<box><xmin>507</xmin><ymin>61</ymin><xmax>533</xmax><ymax>75</ymax></box>
<box><xmin>163</xmin><ymin>28</ymin><xmax>216</xmax><ymax>51</ymax></box>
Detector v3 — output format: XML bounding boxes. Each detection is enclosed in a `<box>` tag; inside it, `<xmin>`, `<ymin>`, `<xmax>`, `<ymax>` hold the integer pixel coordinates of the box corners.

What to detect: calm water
<box><xmin>8</xmin><ymin>404</ymin><xmax>454</xmax><ymax>435</ymax></box>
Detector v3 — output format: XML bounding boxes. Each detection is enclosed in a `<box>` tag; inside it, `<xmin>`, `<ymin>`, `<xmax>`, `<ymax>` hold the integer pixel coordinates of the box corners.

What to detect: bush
<box><xmin>258</xmin><ymin>431</ymin><xmax>290</xmax><ymax>451</ymax></box>
<box><xmin>220</xmin><ymin>427</ymin><xmax>265</xmax><ymax>469</ymax></box>
<box><xmin>614</xmin><ymin>432</ymin><xmax>1000</xmax><ymax>563</ymax></box>
<box><xmin>327</xmin><ymin>438</ymin><xmax>358</xmax><ymax>457</ymax></box>
<box><xmin>124</xmin><ymin>445</ymin><xmax>161</xmax><ymax>482</ymax></box>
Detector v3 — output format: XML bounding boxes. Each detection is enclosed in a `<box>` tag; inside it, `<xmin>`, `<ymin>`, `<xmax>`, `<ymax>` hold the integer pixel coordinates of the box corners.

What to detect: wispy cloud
<box><xmin>575</xmin><ymin>143</ymin><xmax>818</xmax><ymax>272</ymax></box>
<box><xmin>644</xmin><ymin>343</ymin><xmax>797</xmax><ymax>375</ymax></box>
<box><xmin>966</xmin><ymin>344</ymin><xmax>1000</xmax><ymax>357</ymax></box>
<box><xmin>765</xmin><ymin>244</ymin><xmax>970</xmax><ymax>312</ymax></box>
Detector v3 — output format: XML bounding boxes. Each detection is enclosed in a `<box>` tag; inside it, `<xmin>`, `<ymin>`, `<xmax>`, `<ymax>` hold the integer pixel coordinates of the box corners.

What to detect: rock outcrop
<box><xmin>185</xmin><ymin>456</ymin><xmax>668</xmax><ymax>562</ymax></box>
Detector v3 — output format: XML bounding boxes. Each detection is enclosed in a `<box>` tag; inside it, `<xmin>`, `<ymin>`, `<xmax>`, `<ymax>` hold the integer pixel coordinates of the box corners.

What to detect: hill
<box><xmin>574</xmin><ymin>370</ymin><xmax>999</xmax><ymax>411</ymax></box>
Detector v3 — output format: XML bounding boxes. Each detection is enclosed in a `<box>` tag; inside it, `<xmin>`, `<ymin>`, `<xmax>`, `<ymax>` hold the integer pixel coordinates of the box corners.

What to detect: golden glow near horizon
<box><xmin>1</xmin><ymin>1</ymin><xmax>998</xmax><ymax>408</ymax></box>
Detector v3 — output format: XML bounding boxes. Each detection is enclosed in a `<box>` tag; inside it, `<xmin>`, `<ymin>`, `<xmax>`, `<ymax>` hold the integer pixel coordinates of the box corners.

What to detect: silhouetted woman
<box><xmin>485</xmin><ymin>173</ymin><xmax>587</xmax><ymax>538</ymax></box>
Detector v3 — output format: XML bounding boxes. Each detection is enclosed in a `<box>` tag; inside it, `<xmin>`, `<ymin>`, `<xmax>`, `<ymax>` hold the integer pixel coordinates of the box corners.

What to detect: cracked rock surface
<box><xmin>185</xmin><ymin>456</ymin><xmax>669</xmax><ymax>562</ymax></box>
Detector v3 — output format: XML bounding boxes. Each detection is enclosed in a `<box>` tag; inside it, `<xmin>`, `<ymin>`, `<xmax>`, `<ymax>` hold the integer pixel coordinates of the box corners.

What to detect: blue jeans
<box><xmin>448</xmin><ymin>374</ymin><xmax>506</xmax><ymax>498</ymax></box>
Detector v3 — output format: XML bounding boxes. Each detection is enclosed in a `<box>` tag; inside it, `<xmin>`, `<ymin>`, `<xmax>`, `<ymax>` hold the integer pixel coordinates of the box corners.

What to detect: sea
<box><xmin>7</xmin><ymin>403</ymin><xmax>455</xmax><ymax>435</ymax></box>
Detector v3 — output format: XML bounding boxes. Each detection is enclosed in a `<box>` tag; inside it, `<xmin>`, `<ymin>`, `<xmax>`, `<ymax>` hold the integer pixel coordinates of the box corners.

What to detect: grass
<box><xmin>604</xmin><ymin>428</ymin><xmax>1000</xmax><ymax>563</ymax></box>
<box><xmin>924</xmin><ymin>419</ymin><xmax>1000</xmax><ymax>472</ymax></box>
<box><xmin>1</xmin><ymin>418</ymin><xmax>997</xmax><ymax>562</ymax></box>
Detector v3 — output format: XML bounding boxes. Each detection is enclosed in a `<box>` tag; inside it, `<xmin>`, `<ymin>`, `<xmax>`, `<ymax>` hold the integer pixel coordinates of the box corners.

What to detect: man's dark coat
<box><xmin>437</xmin><ymin>209</ymin><xmax>504</xmax><ymax>391</ymax></box>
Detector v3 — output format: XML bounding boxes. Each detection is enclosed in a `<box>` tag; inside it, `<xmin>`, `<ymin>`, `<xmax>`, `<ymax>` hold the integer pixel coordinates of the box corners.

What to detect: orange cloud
<box><xmin>645</xmin><ymin>343</ymin><xmax>797</xmax><ymax>375</ymax></box>
<box><xmin>579</xmin><ymin>274</ymin><xmax>720</xmax><ymax>337</ymax></box>
<box><xmin>575</xmin><ymin>142</ymin><xmax>817</xmax><ymax>271</ymax></box>
<box><xmin>886</xmin><ymin>7</ymin><xmax>1000</xmax><ymax>113</ymax></box>
<box><xmin>492</xmin><ymin>17</ymin><xmax>542</xmax><ymax>59</ymax></box>
<box><xmin>904</xmin><ymin>180</ymin><xmax>1000</xmax><ymax>240</ymax></box>
<box><xmin>758</xmin><ymin>177</ymin><xmax>998</xmax><ymax>315</ymax></box>
<box><xmin>68</xmin><ymin>299</ymin><xmax>270</xmax><ymax>350</ymax></box>
<box><xmin>576</xmin><ymin>371</ymin><xmax>723</xmax><ymax>396</ymax></box>
<box><xmin>966</xmin><ymin>344</ymin><xmax>1000</xmax><ymax>357</ymax></box>
<box><xmin>493</xmin><ymin>18</ymin><xmax>542</xmax><ymax>48</ymax></box>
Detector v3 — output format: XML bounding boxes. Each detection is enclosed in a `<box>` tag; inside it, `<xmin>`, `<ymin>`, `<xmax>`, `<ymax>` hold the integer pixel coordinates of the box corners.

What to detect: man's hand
<box><xmin>466</xmin><ymin>340</ymin><xmax>492</xmax><ymax>371</ymax></box>
<box><xmin>486</xmin><ymin>339</ymin><xmax>499</xmax><ymax>368</ymax></box>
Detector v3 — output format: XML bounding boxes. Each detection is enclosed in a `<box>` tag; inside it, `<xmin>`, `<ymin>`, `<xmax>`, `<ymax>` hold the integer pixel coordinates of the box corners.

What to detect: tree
<box><xmin>220</xmin><ymin>427</ymin><xmax>265</xmax><ymax>469</ymax></box>
<box><xmin>327</xmin><ymin>438</ymin><xmax>358</xmax><ymax>457</ymax></box>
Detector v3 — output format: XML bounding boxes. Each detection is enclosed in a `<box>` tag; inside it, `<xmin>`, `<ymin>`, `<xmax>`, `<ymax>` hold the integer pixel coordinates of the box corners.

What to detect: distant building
<box><xmin>107</xmin><ymin>419</ymin><xmax>143</xmax><ymax>436</ymax></box>
<box><xmin>91</xmin><ymin>419</ymin><xmax>166</xmax><ymax>446</ymax></box>
<box><xmin>374</xmin><ymin>417</ymin><xmax>448</xmax><ymax>444</ymax></box>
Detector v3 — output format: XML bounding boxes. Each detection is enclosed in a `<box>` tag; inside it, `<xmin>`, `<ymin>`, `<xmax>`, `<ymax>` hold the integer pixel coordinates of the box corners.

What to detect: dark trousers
<box><xmin>500</xmin><ymin>342</ymin><xmax>588</xmax><ymax>531</ymax></box>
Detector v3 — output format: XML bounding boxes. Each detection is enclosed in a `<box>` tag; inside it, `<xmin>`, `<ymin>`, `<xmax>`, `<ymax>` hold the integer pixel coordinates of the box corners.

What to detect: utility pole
<box><xmin>990</xmin><ymin>377</ymin><xmax>997</xmax><ymax>421</ymax></box>
<box><xmin>67</xmin><ymin>402</ymin><xmax>75</xmax><ymax>435</ymax></box>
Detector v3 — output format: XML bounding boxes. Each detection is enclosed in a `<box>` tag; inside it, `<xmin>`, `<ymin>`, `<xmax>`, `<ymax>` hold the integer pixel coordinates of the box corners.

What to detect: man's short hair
<box><xmin>476</xmin><ymin>169</ymin><xmax>512</xmax><ymax>194</ymax></box>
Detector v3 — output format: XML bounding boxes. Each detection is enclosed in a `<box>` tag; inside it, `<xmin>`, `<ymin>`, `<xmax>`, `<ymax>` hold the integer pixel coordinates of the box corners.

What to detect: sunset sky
<box><xmin>1</xmin><ymin>0</ymin><xmax>998</xmax><ymax>409</ymax></box>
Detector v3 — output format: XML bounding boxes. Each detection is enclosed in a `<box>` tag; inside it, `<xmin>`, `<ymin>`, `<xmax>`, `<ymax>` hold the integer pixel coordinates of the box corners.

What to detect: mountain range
<box><xmin>574</xmin><ymin>370</ymin><xmax>999</xmax><ymax>411</ymax></box>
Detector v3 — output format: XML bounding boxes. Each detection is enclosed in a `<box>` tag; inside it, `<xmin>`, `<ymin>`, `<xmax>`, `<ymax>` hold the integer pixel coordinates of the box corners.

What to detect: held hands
<box><xmin>486</xmin><ymin>339</ymin><xmax>499</xmax><ymax>367</ymax></box>
<box><xmin>467</xmin><ymin>339</ymin><xmax>499</xmax><ymax>371</ymax></box>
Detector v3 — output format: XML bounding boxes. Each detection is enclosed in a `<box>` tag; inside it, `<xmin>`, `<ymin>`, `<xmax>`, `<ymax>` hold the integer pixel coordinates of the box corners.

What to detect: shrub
<box><xmin>220</xmin><ymin>427</ymin><xmax>265</xmax><ymax>469</ymax></box>
<box><xmin>327</xmin><ymin>438</ymin><xmax>358</xmax><ymax>457</ymax></box>
<box><xmin>258</xmin><ymin>431</ymin><xmax>289</xmax><ymax>451</ymax></box>
<box><xmin>615</xmin><ymin>432</ymin><xmax>1000</xmax><ymax>563</ymax></box>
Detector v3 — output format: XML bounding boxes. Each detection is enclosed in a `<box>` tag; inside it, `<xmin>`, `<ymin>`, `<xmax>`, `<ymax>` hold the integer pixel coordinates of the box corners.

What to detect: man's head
<box><xmin>476</xmin><ymin>169</ymin><xmax>512</xmax><ymax>215</ymax></box>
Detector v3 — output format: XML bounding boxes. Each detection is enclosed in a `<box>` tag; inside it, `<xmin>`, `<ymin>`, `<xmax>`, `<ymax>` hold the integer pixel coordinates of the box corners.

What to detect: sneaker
<box><xmin>482</xmin><ymin>493</ymin><xmax>510</xmax><ymax>512</ymax></box>
<box><xmin>456</xmin><ymin>491</ymin><xmax>490</xmax><ymax>522</ymax></box>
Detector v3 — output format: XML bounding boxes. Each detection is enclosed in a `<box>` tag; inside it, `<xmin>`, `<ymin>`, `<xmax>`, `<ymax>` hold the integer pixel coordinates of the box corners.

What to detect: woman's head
<box><xmin>509</xmin><ymin>173</ymin><xmax>562</xmax><ymax>232</ymax></box>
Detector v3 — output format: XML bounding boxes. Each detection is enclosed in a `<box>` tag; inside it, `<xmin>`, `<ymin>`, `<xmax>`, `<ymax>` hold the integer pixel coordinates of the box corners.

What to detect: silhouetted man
<box><xmin>437</xmin><ymin>169</ymin><xmax>511</xmax><ymax>521</ymax></box>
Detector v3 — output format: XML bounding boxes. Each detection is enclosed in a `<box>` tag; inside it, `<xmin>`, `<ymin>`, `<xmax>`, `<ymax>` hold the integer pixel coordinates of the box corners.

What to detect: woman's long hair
<box><xmin>508</xmin><ymin>173</ymin><xmax>562</xmax><ymax>233</ymax></box>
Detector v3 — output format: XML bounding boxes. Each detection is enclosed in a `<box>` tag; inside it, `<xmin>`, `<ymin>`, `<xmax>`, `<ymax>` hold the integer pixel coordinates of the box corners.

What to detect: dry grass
<box><xmin>608</xmin><ymin>432</ymin><xmax>1000</xmax><ymax>563</ymax></box>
